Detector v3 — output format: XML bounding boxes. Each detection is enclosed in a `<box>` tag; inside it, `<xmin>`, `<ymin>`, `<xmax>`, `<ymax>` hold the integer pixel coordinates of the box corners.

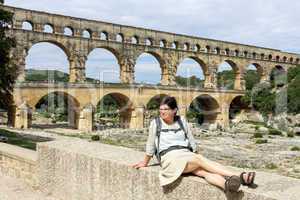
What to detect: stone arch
<box><xmin>131</xmin><ymin>35</ymin><xmax>139</xmax><ymax>44</ymax></box>
<box><xmin>100</xmin><ymin>31</ymin><xmax>109</xmax><ymax>40</ymax></box>
<box><xmin>116</xmin><ymin>33</ymin><xmax>124</xmax><ymax>42</ymax></box>
<box><xmin>215</xmin><ymin>47</ymin><xmax>221</xmax><ymax>55</ymax></box>
<box><xmin>229</xmin><ymin>95</ymin><xmax>250</xmax><ymax>121</ymax></box>
<box><xmin>252</xmin><ymin>52</ymin><xmax>257</xmax><ymax>59</ymax></box>
<box><xmin>217</xmin><ymin>59</ymin><xmax>239</xmax><ymax>89</ymax></box>
<box><xmin>171</xmin><ymin>41</ymin><xmax>178</xmax><ymax>49</ymax></box>
<box><xmin>64</xmin><ymin>26</ymin><xmax>74</xmax><ymax>36</ymax></box>
<box><xmin>25</xmin><ymin>41</ymin><xmax>71</xmax><ymax>81</ymax></box>
<box><xmin>187</xmin><ymin>94</ymin><xmax>220</xmax><ymax>125</ymax></box>
<box><xmin>183</xmin><ymin>42</ymin><xmax>190</xmax><ymax>51</ymax></box>
<box><xmin>28</xmin><ymin>40</ymin><xmax>71</xmax><ymax>58</ymax></box>
<box><xmin>283</xmin><ymin>56</ymin><xmax>287</xmax><ymax>62</ymax></box>
<box><xmin>22</xmin><ymin>20</ymin><xmax>33</xmax><ymax>30</ymax></box>
<box><xmin>160</xmin><ymin>39</ymin><xmax>167</xmax><ymax>48</ymax></box>
<box><xmin>176</xmin><ymin>56</ymin><xmax>207</xmax><ymax>87</ymax></box>
<box><xmin>268</xmin><ymin>54</ymin><xmax>273</xmax><ymax>61</ymax></box>
<box><xmin>86</xmin><ymin>46</ymin><xmax>121</xmax><ymax>83</ymax></box>
<box><xmin>250</xmin><ymin>63</ymin><xmax>264</xmax><ymax>78</ymax></box>
<box><xmin>270</xmin><ymin>65</ymin><xmax>287</xmax><ymax>87</ymax></box>
<box><xmin>82</xmin><ymin>29</ymin><xmax>92</xmax><ymax>38</ymax></box>
<box><xmin>33</xmin><ymin>91</ymin><xmax>80</xmax><ymax>128</ymax></box>
<box><xmin>43</xmin><ymin>23</ymin><xmax>54</xmax><ymax>33</ymax></box>
<box><xmin>95</xmin><ymin>93</ymin><xmax>133</xmax><ymax>129</ymax></box>
<box><xmin>205</xmin><ymin>45</ymin><xmax>211</xmax><ymax>53</ymax></box>
<box><xmin>145</xmin><ymin>38</ymin><xmax>153</xmax><ymax>46</ymax></box>
<box><xmin>134</xmin><ymin>51</ymin><xmax>163</xmax><ymax>84</ymax></box>
<box><xmin>225</xmin><ymin>48</ymin><xmax>230</xmax><ymax>56</ymax></box>
<box><xmin>194</xmin><ymin>44</ymin><xmax>201</xmax><ymax>52</ymax></box>
<box><xmin>88</xmin><ymin>46</ymin><xmax>120</xmax><ymax>62</ymax></box>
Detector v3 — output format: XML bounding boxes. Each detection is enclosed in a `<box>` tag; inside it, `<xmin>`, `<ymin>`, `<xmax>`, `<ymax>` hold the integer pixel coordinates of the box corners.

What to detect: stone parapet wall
<box><xmin>37</xmin><ymin>139</ymin><xmax>300</xmax><ymax>200</ymax></box>
<box><xmin>0</xmin><ymin>143</ymin><xmax>38</xmax><ymax>187</ymax></box>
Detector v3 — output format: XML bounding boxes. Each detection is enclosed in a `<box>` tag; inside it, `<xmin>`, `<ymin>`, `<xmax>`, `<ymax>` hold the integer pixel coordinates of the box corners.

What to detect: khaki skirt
<box><xmin>159</xmin><ymin>148</ymin><xmax>197</xmax><ymax>186</ymax></box>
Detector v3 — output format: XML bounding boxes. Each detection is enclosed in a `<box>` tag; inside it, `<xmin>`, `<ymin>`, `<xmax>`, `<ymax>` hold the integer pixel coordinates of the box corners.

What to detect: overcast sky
<box><xmin>4</xmin><ymin>0</ymin><xmax>300</xmax><ymax>83</ymax></box>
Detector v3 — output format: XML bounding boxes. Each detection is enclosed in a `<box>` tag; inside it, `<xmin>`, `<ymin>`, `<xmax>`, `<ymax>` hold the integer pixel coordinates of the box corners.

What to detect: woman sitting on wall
<box><xmin>132</xmin><ymin>96</ymin><xmax>255</xmax><ymax>192</ymax></box>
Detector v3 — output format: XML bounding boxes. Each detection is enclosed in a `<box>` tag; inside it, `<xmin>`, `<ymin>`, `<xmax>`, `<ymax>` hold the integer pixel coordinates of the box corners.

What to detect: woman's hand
<box><xmin>132</xmin><ymin>161</ymin><xmax>148</xmax><ymax>169</ymax></box>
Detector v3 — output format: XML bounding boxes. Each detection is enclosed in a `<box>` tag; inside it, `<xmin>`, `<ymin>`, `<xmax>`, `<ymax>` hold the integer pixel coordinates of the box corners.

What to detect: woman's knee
<box><xmin>183</xmin><ymin>162</ymin><xmax>199</xmax><ymax>173</ymax></box>
<box><xmin>195</xmin><ymin>154</ymin><xmax>205</xmax><ymax>163</ymax></box>
<box><xmin>192</xmin><ymin>168</ymin><xmax>207</xmax><ymax>177</ymax></box>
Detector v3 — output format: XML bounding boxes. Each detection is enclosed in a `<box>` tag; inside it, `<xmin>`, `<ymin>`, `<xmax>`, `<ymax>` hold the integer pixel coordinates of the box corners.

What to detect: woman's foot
<box><xmin>240</xmin><ymin>172</ymin><xmax>256</xmax><ymax>186</ymax></box>
<box><xmin>224</xmin><ymin>175</ymin><xmax>241</xmax><ymax>192</ymax></box>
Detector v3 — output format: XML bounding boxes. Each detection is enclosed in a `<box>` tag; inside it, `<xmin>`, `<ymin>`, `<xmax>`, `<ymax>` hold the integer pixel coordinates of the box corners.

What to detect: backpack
<box><xmin>154</xmin><ymin>116</ymin><xmax>192</xmax><ymax>163</ymax></box>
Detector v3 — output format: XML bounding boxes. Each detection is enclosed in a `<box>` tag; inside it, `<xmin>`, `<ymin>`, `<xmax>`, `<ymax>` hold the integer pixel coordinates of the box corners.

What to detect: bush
<box><xmin>287</xmin><ymin>131</ymin><xmax>295</xmax><ymax>138</ymax></box>
<box><xmin>255</xmin><ymin>139</ymin><xmax>268</xmax><ymax>144</ymax></box>
<box><xmin>265</xmin><ymin>163</ymin><xmax>278</xmax><ymax>169</ymax></box>
<box><xmin>253</xmin><ymin>132</ymin><xmax>263</xmax><ymax>138</ymax></box>
<box><xmin>268</xmin><ymin>128</ymin><xmax>282</xmax><ymax>136</ymax></box>
<box><xmin>91</xmin><ymin>135</ymin><xmax>100</xmax><ymax>141</ymax></box>
<box><xmin>291</xmin><ymin>146</ymin><xmax>300</xmax><ymax>151</ymax></box>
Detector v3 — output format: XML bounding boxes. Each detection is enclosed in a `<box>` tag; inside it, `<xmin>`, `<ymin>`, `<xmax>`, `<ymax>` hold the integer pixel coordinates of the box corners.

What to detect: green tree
<box><xmin>0</xmin><ymin>4</ymin><xmax>17</xmax><ymax>125</ymax></box>
<box><xmin>287</xmin><ymin>66</ymin><xmax>300</xmax><ymax>114</ymax></box>
<box><xmin>245</xmin><ymin>70</ymin><xmax>260</xmax><ymax>90</ymax></box>
<box><xmin>217</xmin><ymin>70</ymin><xmax>235</xmax><ymax>89</ymax></box>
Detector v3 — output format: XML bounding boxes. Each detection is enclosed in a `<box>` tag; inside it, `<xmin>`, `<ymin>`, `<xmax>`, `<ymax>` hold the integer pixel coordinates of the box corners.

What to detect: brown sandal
<box><xmin>224</xmin><ymin>175</ymin><xmax>241</xmax><ymax>192</ymax></box>
<box><xmin>240</xmin><ymin>172</ymin><xmax>256</xmax><ymax>186</ymax></box>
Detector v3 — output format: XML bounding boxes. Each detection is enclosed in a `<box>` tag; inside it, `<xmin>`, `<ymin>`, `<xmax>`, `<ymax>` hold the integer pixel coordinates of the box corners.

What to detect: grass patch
<box><xmin>244</xmin><ymin>120</ymin><xmax>267</xmax><ymax>127</ymax></box>
<box><xmin>265</xmin><ymin>163</ymin><xmax>278</xmax><ymax>169</ymax></box>
<box><xmin>255</xmin><ymin>139</ymin><xmax>268</xmax><ymax>144</ymax></box>
<box><xmin>287</xmin><ymin>132</ymin><xmax>295</xmax><ymax>138</ymax></box>
<box><xmin>0</xmin><ymin>129</ymin><xmax>51</xmax><ymax>150</ymax></box>
<box><xmin>252</xmin><ymin>132</ymin><xmax>263</xmax><ymax>138</ymax></box>
<box><xmin>291</xmin><ymin>146</ymin><xmax>300</xmax><ymax>151</ymax></box>
<box><xmin>268</xmin><ymin>128</ymin><xmax>282</xmax><ymax>136</ymax></box>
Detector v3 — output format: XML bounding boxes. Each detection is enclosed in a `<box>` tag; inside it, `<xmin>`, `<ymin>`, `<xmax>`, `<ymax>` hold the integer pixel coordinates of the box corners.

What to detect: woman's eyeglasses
<box><xmin>159</xmin><ymin>108</ymin><xmax>172</xmax><ymax>111</ymax></box>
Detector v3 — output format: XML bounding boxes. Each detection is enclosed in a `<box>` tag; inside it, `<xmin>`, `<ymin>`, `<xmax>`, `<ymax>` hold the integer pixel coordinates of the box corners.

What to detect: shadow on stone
<box><xmin>162</xmin><ymin>176</ymin><xmax>183</xmax><ymax>194</ymax></box>
<box><xmin>248</xmin><ymin>183</ymin><xmax>258</xmax><ymax>189</ymax></box>
<box><xmin>225</xmin><ymin>190</ymin><xmax>244</xmax><ymax>200</ymax></box>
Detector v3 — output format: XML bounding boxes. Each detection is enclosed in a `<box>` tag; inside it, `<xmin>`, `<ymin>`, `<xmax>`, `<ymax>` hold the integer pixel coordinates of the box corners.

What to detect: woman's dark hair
<box><xmin>160</xmin><ymin>96</ymin><xmax>178</xmax><ymax>110</ymax></box>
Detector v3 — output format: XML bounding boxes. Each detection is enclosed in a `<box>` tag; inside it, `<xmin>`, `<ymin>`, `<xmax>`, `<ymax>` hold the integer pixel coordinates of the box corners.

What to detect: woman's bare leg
<box><xmin>184</xmin><ymin>154</ymin><xmax>254</xmax><ymax>184</ymax></box>
<box><xmin>184</xmin><ymin>154</ymin><xmax>237</xmax><ymax>177</ymax></box>
<box><xmin>185</xmin><ymin>167</ymin><xmax>226</xmax><ymax>190</ymax></box>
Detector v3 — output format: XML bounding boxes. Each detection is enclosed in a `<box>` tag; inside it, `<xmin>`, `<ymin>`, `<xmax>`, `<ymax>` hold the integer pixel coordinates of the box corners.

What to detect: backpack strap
<box><xmin>175</xmin><ymin>116</ymin><xmax>192</xmax><ymax>150</ymax></box>
<box><xmin>175</xmin><ymin>116</ymin><xmax>187</xmax><ymax>139</ymax></box>
<box><xmin>155</xmin><ymin>117</ymin><xmax>162</xmax><ymax>163</ymax></box>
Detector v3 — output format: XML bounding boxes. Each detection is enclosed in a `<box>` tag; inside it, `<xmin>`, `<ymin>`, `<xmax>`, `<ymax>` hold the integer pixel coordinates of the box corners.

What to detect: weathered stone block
<box><xmin>37</xmin><ymin>140</ymin><xmax>300</xmax><ymax>200</ymax></box>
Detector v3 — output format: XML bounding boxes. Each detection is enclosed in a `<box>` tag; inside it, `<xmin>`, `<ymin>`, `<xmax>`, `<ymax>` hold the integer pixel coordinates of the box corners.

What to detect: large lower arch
<box><xmin>187</xmin><ymin>94</ymin><xmax>220</xmax><ymax>125</ymax></box>
<box><xmin>95</xmin><ymin>93</ymin><xmax>133</xmax><ymax>129</ymax></box>
<box><xmin>33</xmin><ymin>91</ymin><xmax>80</xmax><ymax>128</ymax></box>
<box><xmin>229</xmin><ymin>95</ymin><xmax>250</xmax><ymax>122</ymax></box>
<box><xmin>25</xmin><ymin>41</ymin><xmax>70</xmax><ymax>82</ymax></box>
<box><xmin>86</xmin><ymin>47</ymin><xmax>120</xmax><ymax>83</ymax></box>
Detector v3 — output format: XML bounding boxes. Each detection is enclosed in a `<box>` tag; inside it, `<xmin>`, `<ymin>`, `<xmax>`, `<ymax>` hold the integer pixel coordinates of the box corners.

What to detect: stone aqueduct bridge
<box><xmin>2</xmin><ymin>5</ymin><xmax>300</xmax><ymax>132</ymax></box>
